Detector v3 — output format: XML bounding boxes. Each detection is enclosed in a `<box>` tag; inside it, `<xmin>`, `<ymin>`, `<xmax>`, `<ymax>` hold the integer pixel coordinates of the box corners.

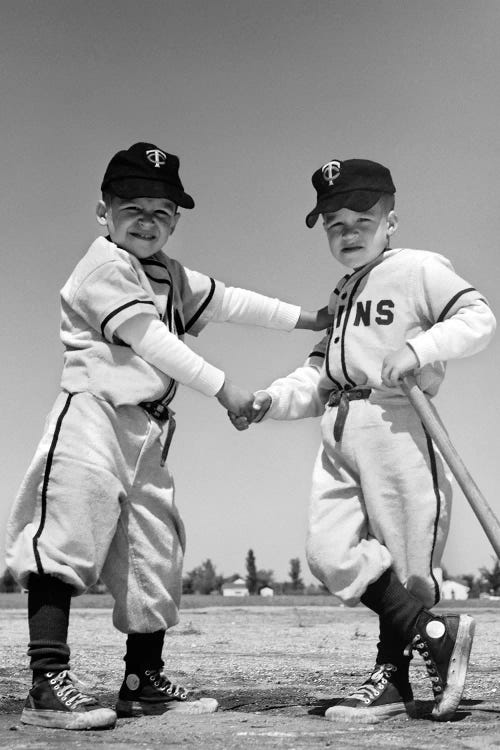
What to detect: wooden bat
<box><xmin>401</xmin><ymin>374</ymin><xmax>500</xmax><ymax>559</ymax></box>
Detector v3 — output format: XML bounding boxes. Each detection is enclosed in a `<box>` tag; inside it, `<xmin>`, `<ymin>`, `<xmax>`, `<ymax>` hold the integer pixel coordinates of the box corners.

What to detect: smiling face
<box><xmin>322</xmin><ymin>198</ymin><xmax>398</xmax><ymax>270</ymax></box>
<box><xmin>96</xmin><ymin>195</ymin><xmax>179</xmax><ymax>259</ymax></box>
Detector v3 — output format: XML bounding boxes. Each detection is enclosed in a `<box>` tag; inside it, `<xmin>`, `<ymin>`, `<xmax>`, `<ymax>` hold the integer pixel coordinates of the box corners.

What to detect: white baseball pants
<box><xmin>6</xmin><ymin>391</ymin><xmax>186</xmax><ymax>633</ymax></box>
<box><xmin>306</xmin><ymin>398</ymin><xmax>452</xmax><ymax>608</ymax></box>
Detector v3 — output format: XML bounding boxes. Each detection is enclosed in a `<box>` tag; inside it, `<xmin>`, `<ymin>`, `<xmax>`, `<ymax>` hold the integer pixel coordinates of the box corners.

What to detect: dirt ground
<box><xmin>1</xmin><ymin>601</ymin><xmax>500</xmax><ymax>750</ymax></box>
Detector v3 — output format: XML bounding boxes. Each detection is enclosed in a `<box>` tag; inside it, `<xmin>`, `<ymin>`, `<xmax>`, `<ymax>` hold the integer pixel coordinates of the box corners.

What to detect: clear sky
<box><xmin>1</xmin><ymin>0</ymin><xmax>500</xmax><ymax>585</ymax></box>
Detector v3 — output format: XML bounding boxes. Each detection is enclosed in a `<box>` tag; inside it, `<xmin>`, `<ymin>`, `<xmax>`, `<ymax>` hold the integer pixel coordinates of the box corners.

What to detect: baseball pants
<box><xmin>6</xmin><ymin>391</ymin><xmax>186</xmax><ymax>633</ymax></box>
<box><xmin>306</xmin><ymin>397</ymin><xmax>452</xmax><ymax>608</ymax></box>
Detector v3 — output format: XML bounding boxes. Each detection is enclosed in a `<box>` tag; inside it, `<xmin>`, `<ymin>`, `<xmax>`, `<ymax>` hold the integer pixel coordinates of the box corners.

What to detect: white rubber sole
<box><xmin>116</xmin><ymin>696</ymin><xmax>219</xmax><ymax>717</ymax></box>
<box><xmin>21</xmin><ymin>706</ymin><xmax>117</xmax><ymax>730</ymax></box>
<box><xmin>432</xmin><ymin>614</ymin><xmax>475</xmax><ymax>721</ymax></box>
<box><xmin>325</xmin><ymin>699</ymin><xmax>415</xmax><ymax>724</ymax></box>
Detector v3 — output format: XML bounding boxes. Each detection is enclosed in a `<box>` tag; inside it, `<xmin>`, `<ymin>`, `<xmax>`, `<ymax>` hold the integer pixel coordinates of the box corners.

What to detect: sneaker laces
<box><xmin>145</xmin><ymin>669</ymin><xmax>189</xmax><ymax>701</ymax></box>
<box><xmin>46</xmin><ymin>670</ymin><xmax>97</xmax><ymax>708</ymax></box>
<box><xmin>411</xmin><ymin>634</ymin><xmax>443</xmax><ymax>696</ymax></box>
<box><xmin>347</xmin><ymin>664</ymin><xmax>396</xmax><ymax>703</ymax></box>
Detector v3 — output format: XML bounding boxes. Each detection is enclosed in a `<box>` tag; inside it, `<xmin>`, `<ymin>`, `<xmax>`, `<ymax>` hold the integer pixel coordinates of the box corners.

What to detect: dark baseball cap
<box><xmin>305</xmin><ymin>158</ymin><xmax>395</xmax><ymax>228</ymax></box>
<box><xmin>101</xmin><ymin>142</ymin><xmax>195</xmax><ymax>208</ymax></box>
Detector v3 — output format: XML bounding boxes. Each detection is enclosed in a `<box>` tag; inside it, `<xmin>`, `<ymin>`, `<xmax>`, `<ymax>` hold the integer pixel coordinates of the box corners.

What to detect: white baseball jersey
<box><xmin>262</xmin><ymin>248</ymin><xmax>496</xmax><ymax>607</ymax></box>
<box><xmin>265</xmin><ymin>248</ymin><xmax>495</xmax><ymax>417</ymax></box>
<box><xmin>7</xmin><ymin>235</ymin><xmax>300</xmax><ymax>632</ymax></box>
<box><xmin>60</xmin><ymin>236</ymin><xmax>298</xmax><ymax>406</ymax></box>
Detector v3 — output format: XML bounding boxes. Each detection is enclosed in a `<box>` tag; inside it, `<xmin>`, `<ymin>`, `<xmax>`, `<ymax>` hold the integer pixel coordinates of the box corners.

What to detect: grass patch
<box><xmin>0</xmin><ymin>592</ymin><xmax>341</xmax><ymax>610</ymax></box>
<box><xmin>1</xmin><ymin>592</ymin><xmax>499</xmax><ymax>611</ymax></box>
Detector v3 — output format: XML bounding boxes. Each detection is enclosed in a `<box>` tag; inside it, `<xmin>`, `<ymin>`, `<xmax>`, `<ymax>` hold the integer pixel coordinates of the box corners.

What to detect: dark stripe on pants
<box><xmin>32</xmin><ymin>393</ymin><xmax>74</xmax><ymax>574</ymax></box>
<box><xmin>423</xmin><ymin>425</ymin><xmax>442</xmax><ymax>606</ymax></box>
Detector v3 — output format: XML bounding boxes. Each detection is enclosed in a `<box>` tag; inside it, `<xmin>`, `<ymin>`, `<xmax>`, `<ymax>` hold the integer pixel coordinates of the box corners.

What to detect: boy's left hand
<box><xmin>381</xmin><ymin>345</ymin><xmax>419</xmax><ymax>387</ymax></box>
<box><xmin>296</xmin><ymin>306</ymin><xmax>334</xmax><ymax>331</ymax></box>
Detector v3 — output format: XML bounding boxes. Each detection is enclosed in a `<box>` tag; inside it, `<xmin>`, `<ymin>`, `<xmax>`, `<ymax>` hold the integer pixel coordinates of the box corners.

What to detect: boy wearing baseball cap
<box><xmin>234</xmin><ymin>158</ymin><xmax>496</xmax><ymax>722</ymax></box>
<box><xmin>6</xmin><ymin>142</ymin><xmax>331</xmax><ymax>730</ymax></box>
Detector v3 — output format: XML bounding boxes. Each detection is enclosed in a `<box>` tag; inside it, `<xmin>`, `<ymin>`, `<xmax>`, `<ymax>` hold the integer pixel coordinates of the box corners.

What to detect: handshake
<box><xmin>216</xmin><ymin>380</ymin><xmax>272</xmax><ymax>431</ymax></box>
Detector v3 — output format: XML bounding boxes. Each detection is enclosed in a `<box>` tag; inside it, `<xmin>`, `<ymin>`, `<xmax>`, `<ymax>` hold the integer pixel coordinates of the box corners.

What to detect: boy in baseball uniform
<box><xmin>235</xmin><ymin>159</ymin><xmax>496</xmax><ymax>722</ymax></box>
<box><xmin>6</xmin><ymin>142</ymin><xmax>331</xmax><ymax>730</ymax></box>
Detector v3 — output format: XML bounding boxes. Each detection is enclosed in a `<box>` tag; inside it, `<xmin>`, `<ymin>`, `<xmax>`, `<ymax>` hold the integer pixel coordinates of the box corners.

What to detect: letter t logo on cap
<box><xmin>146</xmin><ymin>148</ymin><xmax>167</xmax><ymax>168</ymax></box>
<box><xmin>322</xmin><ymin>160</ymin><xmax>341</xmax><ymax>186</ymax></box>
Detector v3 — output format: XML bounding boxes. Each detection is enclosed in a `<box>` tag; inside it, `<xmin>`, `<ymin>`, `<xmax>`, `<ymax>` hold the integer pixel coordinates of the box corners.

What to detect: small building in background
<box><xmin>441</xmin><ymin>579</ymin><xmax>469</xmax><ymax>600</ymax></box>
<box><xmin>259</xmin><ymin>586</ymin><xmax>274</xmax><ymax>597</ymax></box>
<box><xmin>221</xmin><ymin>577</ymin><xmax>249</xmax><ymax>597</ymax></box>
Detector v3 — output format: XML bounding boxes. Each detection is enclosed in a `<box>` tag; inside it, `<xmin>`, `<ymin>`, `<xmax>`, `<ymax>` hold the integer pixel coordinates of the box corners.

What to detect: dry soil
<box><xmin>1</xmin><ymin>601</ymin><xmax>499</xmax><ymax>749</ymax></box>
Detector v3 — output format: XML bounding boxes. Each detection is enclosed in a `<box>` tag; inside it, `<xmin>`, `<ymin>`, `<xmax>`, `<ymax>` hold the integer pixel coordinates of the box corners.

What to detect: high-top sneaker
<box><xmin>411</xmin><ymin>613</ymin><xmax>475</xmax><ymax>720</ymax></box>
<box><xmin>21</xmin><ymin>670</ymin><xmax>116</xmax><ymax>730</ymax></box>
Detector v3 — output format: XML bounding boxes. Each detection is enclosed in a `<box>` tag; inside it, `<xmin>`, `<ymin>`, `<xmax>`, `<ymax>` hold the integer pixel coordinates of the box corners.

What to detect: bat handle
<box><xmin>401</xmin><ymin>374</ymin><xmax>500</xmax><ymax>560</ymax></box>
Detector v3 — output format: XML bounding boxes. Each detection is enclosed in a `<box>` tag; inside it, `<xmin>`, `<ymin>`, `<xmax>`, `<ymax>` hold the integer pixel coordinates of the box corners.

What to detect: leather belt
<box><xmin>327</xmin><ymin>388</ymin><xmax>372</xmax><ymax>442</ymax></box>
<box><xmin>140</xmin><ymin>401</ymin><xmax>176</xmax><ymax>467</ymax></box>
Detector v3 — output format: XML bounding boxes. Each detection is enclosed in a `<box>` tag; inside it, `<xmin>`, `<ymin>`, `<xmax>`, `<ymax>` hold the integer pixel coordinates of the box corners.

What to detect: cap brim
<box><xmin>104</xmin><ymin>178</ymin><xmax>195</xmax><ymax>209</ymax></box>
<box><xmin>305</xmin><ymin>190</ymin><xmax>384</xmax><ymax>228</ymax></box>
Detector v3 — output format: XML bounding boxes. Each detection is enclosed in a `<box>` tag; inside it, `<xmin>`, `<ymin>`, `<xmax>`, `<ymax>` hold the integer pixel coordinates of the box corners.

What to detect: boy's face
<box><xmin>322</xmin><ymin>199</ymin><xmax>398</xmax><ymax>270</ymax></box>
<box><xmin>96</xmin><ymin>196</ymin><xmax>179</xmax><ymax>259</ymax></box>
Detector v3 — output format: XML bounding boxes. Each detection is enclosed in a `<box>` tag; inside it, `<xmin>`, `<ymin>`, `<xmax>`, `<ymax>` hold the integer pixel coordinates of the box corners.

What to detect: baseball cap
<box><xmin>101</xmin><ymin>142</ymin><xmax>195</xmax><ymax>208</ymax></box>
<box><xmin>305</xmin><ymin>159</ymin><xmax>395</xmax><ymax>228</ymax></box>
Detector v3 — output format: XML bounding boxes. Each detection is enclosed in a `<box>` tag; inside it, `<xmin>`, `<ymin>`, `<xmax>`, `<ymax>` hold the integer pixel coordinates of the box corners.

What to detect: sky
<box><xmin>1</xmin><ymin>0</ymin><xmax>500</xmax><ymax>587</ymax></box>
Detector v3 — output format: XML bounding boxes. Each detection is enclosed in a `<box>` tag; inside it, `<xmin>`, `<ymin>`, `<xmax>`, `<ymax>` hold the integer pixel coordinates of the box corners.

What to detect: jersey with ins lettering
<box><xmin>265</xmin><ymin>247</ymin><xmax>495</xmax><ymax>418</ymax></box>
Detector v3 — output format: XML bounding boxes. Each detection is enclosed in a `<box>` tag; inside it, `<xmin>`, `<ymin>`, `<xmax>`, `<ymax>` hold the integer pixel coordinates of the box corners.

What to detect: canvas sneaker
<box><xmin>411</xmin><ymin>613</ymin><xmax>475</xmax><ymax>720</ymax></box>
<box><xmin>21</xmin><ymin>669</ymin><xmax>117</xmax><ymax>730</ymax></box>
<box><xmin>116</xmin><ymin>668</ymin><xmax>218</xmax><ymax>717</ymax></box>
<box><xmin>325</xmin><ymin>663</ymin><xmax>415</xmax><ymax>723</ymax></box>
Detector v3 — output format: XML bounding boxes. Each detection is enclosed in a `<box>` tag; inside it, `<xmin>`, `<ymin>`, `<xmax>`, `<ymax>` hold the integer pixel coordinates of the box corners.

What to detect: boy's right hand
<box><xmin>216</xmin><ymin>379</ymin><xmax>254</xmax><ymax>418</ymax></box>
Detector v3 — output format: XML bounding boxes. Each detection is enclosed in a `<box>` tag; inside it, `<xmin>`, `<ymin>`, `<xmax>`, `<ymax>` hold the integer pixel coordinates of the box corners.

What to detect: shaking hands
<box><xmin>227</xmin><ymin>391</ymin><xmax>272</xmax><ymax>431</ymax></box>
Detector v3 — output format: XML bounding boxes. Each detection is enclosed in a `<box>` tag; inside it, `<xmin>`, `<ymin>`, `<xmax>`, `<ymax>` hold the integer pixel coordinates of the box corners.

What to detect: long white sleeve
<box><xmin>408</xmin><ymin>300</ymin><xmax>496</xmax><ymax>367</ymax></box>
<box><xmin>215</xmin><ymin>286</ymin><xmax>300</xmax><ymax>330</ymax></box>
<box><xmin>262</xmin><ymin>364</ymin><xmax>325</xmax><ymax>420</ymax></box>
<box><xmin>117</xmin><ymin>315</ymin><xmax>225</xmax><ymax>397</ymax></box>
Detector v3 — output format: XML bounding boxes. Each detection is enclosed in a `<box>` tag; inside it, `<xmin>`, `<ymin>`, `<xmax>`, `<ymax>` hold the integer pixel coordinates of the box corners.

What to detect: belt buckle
<box><xmin>142</xmin><ymin>400</ymin><xmax>170</xmax><ymax>423</ymax></box>
<box><xmin>151</xmin><ymin>402</ymin><xmax>170</xmax><ymax>422</ymax></box>
<box><xmin>328</xmin><ymin>391</ymin><xmax>341</xmax><ymax>407</ymax></box>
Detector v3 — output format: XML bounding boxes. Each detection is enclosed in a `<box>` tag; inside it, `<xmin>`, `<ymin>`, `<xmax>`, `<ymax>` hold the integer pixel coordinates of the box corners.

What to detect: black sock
<box><xmin>124</xmin><ymin>630</ymin><xmax>166</xmax><ymax>674</ymax></box>
<box><xmin>361</xmin><ymin>569</ymin><xmax>425</xmax><ymax>643</ymax></box>
<box><xmin>27</xmin><ymin>574</ymin><xmax>72</xmax><ymax>679</ymax></box>
<box><xmin>376</xmin><ymin>618</ymin><xmax>411</xmax><ymax>677</ymax></box>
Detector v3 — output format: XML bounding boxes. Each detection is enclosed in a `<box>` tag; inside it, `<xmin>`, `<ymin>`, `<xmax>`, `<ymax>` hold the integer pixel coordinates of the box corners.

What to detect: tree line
<box><xmin>182</xmin><ymin>550</ymin><xmax>310</xmax><ymax>595</ymax></box>
<box><xmin>2</xmin><ymin>555</ymin><xmax>500</xmax><ymax>597</ymax></box>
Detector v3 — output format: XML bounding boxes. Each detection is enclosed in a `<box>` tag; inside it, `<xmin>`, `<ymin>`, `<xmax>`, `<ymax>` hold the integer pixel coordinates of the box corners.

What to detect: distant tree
<box><xmin>289</xmin><ymin>558</ymin><xmax>304</xmax><ymax>592</ymax></box>
<box><xmin>256</xmin><ymin>569</ymin><xmax>274</xmax><ymax>591</ymax></box>
<box><xmin>480</xmin><ymin>558</ymin><xmax>500</xmax><ymax>595</ymax></box>
<box><xmin>182</xmin><ymin>573</ymin><xmax>194</xmax><ymax>594</ymax></box>
<box><xmin>305</xmin><ymin>583</ymin><xmax>324</xmax><ymax>596</ymax></box>
<box><xmin>246</xmin><ymin>549</ymin><xmax>258</xmax><ymax>594</ymax></box>
<box><xmin>461</xmin><ymin>573</ymin><xmax>481</xmax><ymax>599</ymax></box>
<box><xmin>0</xmin><ymin>568</ymin><xmax>21</xmax><ymax>593</ymax></box>
<box><xmin>183</xmin><ymin>559</ymin><xmax>219</xmax><ymax>595</ymax></box>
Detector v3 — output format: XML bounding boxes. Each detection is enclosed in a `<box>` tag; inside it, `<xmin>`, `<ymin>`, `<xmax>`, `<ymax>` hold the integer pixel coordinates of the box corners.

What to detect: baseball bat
<box><xmin>401</xmin><ymin>373</ymin><xmax>500</xmax><ymax>559</ymax></box>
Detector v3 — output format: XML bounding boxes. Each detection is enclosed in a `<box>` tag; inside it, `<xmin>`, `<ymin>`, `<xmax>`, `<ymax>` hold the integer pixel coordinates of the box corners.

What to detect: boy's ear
<box><xmin>96</xmin><ymin>200</ymin><xmax>108</xmax><ymax>226</ymax></box>
<box><xmin>386</xmin><ymin>210</ymin><xmax>398</xmax><ymax>236</ymax></box>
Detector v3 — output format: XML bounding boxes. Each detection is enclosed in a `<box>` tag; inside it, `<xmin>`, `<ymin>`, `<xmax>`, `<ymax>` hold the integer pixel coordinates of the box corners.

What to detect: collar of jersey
<box><xmin>346</xmin><ymin>246</ymin><xmax>399</xmax><ymax>282</ymax></box>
